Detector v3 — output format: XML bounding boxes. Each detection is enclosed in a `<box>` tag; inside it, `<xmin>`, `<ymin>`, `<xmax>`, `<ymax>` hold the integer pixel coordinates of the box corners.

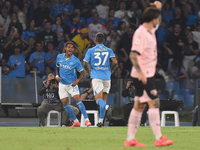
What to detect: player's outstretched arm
<box><xmin>83</xmin><ymin>61</ymin><xmax>91</xmax><ymax>74</ymax></box>
<box><xmin>72</xmin><ymin>70</ymin><xmax>84</xmax><ymax>86</ymax></box>
<box><xmin>56</xmin><ymin>66</ymin><xmax>62</xmax><ymax>82</ymax></box>
<box><xmin>110</xmin><ymin>57</ymin><xmax>118</xmax><ymax>74</ymax></box>
<box><xmin>130</xmin><ymin>52</ymin><xmax>147</xmax><ymax>84</ymax></box>
<box><xmin>150</xmin><ymin>1</ymin><xmax>162</xmax><ymax>10</ymax></box>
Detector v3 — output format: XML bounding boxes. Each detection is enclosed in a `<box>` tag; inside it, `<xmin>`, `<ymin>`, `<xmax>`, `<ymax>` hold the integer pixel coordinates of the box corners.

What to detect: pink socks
<box><xmin>127</xmin><ymin>109</ymin><xmax>142</xmax><ymax>141</ymax></box>
<box><xmin>148</xmin><ymin>108</ymin><xmax>162</xmax><ymax>140</ymax></box>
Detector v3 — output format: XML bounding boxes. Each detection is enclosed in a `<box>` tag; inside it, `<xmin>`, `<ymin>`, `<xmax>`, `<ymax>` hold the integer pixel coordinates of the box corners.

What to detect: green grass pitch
<box><xmin>0</xmin><ymin>127</ymin><xmax>199</xmax><ymax>150</ymax></box>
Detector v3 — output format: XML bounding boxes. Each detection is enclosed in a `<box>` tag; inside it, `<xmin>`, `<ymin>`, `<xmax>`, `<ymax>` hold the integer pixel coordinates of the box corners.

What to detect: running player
<box><xmin>83</xmin><ymin>32</ymin><xmax>118</xmax><ymax>127</ymax></box>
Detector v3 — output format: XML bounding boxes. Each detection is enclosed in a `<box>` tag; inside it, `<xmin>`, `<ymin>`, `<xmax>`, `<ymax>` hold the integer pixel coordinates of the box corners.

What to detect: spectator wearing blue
<box><xmin>86</xmin><ymin>8</ymin><xmax>106</xmax><ymax>25</ymax></box>
<box><xmin>21</xmin><ymin>20</ymin><xmax>37</xmax><ymax>43</ymax></box>
<box><xmin>51</xmin><ymin>15</ymin><xmax>65</xmax><ymax>51</ymax></box>
<box><xmin>162</xmin><ymin>0</ymin><xmax>175</xmax><ymax>28</ymax></box>
<box><xmin>156</xmin><ymin>20</ymin><xmax>170</xmax><ymax>47</ymax></box>
<box><xmin>44</xmin><ymin>41</ymin><xmax>60</xmax><ymax>73</ymax></box>
<box><xmin>64</xmin><ymin>8</ymin><xmax>87</xmax><ymax>28</ymax></box>
<box><xmin>8</xmin><ymin>45</ymin><xmax>31</xmax><ymax>78</ymax></box>
<box><xmin>49</xmin><ymin>0</ymin><xmax>64</xmax><ymax>22</ymax></box>
<box><xmin>185</xmin><ymin>2</ymin><xmax>198</xmax><ymax>26</ymax></box>
<box><xmin>29</xmin><ymin>42</ymin><xmax>45</xmax><ymax>75</ymax></box>
<box><xmin>63</xmin><ymin>0</ymin><xmax>74</xmax><ymax>18</ymax></box>
<box><xmin>2</xmin><ymin>64</ymin><xmax>16</xmax><ymax>78</ymax></box>
<box><xmin>25</xmin><ymin>66</ymin><xmax>41</xmax><ymax>78</ymax></box>
<box><xmin>64</xmin><ymin>13</ymin><xmax>82</xmax><ymax>40</ymax></box>
<box><xmin>106</xmin><ymin>8</ymin><xmax>121</xmax><ymax>30</ymax></box>
<box><xmin>75</xmin><ymin>8</ymin><xmax>86</xmax><ymax>27</ymax></box>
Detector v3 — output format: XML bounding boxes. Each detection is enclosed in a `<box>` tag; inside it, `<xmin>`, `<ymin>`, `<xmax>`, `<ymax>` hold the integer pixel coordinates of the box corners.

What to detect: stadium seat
<box><xmin>122</xmin><ymin>97</ymin><xmax>128</xmax><ymax>105</ymax></box>
<box><xmin>46</xmin><ymin>110</ymin><xmax>61</xmax><ymax>127</ymax></box>
<box><xmin>184</xmin><ymin>94</ymin><xmax>194</xmax><ymax>106</ymax></box>
<box><xmin>80</xmin><ymin>110</ymin><xmax>99</xmax><ymax>127</ymax></box>
<box><xmin>180</xmin><ymin>88</ymin><xmax>194</xmax><ymax>95</ymax></box>
<box><xmin>165</xmin><ymin>81</ymin><xmax>180</xmax><ymax>94</ymax></box>
<box><xmin>158</xmin><ymin>94</ymin><xmax>166</xmax><ymax>99</ymax></box>
<box><xmin>161</xmin><ymin>111</ymin><xmax>180</xmax><ymax>126</ymax></box>
<box><xmin>173</xmin><ymin>94</ymin><xmax>184</xmax><ymax>100</ymax></box>
<box><xmin>107</xmin><ymin>94</ymin><xmax>115</xmax><ymax>105</ymax></box>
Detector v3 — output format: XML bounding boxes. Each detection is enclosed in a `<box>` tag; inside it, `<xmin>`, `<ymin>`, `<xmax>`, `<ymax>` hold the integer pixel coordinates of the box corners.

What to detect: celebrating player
<box><xmin>83</xmin><ymin>32</ymin><xmax>118</xmax><ymax>127</ymax></box>
<box><xmin>56</xmin><ymin>41</ymin><xmax>91</xmax><ymax>127</ymax></box>
<box><xmin>124</xmin><ymin>1</ymin><xmax>174</xmax><ymax>147</ymax></box>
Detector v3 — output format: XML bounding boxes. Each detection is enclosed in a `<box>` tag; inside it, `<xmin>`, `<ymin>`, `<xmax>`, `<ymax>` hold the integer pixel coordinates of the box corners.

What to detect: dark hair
<box><xmin>69</xmin><ymin>13</ymin><xmax>79</xmax><ymax>22</ymax></box>
<box><xmin>35</xmin><ymin>41</ymin><xmax>42</xmax><ymax>45</ymax></box>
<box><xmin>30</xmin><ymin>66</ymin><xmax>38</xmax><ymax>71</ymax></box>
<box><xmin>3</xmin><ymin>64</ymin><xmax>10</xmax><ymax>70</ymax></box>
<box><xmin>117</xmin><ymin>21</ymin><xmax>125</xmax><ymax>30</ymax></box>
<box><xmin>47</xmin><ymin>41</ymin><xmax>54</xmax><ymax>46</ymax></box>
<box><xmin>109</xmin><ymin>8</ymin><xmax>115</xmax><ymax>11</ymax></box>
<box><xmin>188</xmin><ymin>2</ymin><xmax>196</xmax><ymax>15</ymax></box>
<box><xmin>92</xmin><ymin>12</ymin><xmax>99</xmax><ymax>17</ymax></box>
<box><xmin>64</xmin><ymin>41</ymin><xmax>75</xmax><ymax>47</ymax></box>
<box><xmin>28</xmin><ymin>36</ymin><xmax>35</xmax><ymax>40</ymax></box>
<box><xmin>45</xmin><ymin>66</ymin><xmax>54</xmax><ymax>72</ymax></box>
<box><xmin>171</xmin><ymin>59</ymin><xmax>180</xmax><ymax>68</ymax></box>
<box><xmin>129</xmin><ymin>25</ymin><xmax>137</xmax><ymax>31</ymax></box>
<box><xmin>44</xmin><ymin>20</ymin><xmax>51</xmax><ymax>25</ymax></box>
<box><xmin>164</xmin><ymin>1</ymin><xmax>172</xmax><ymax>10</ymax></box>
<box><xmin>63</xmin><ymin>41</ymin><xmax>75</xmax><ymax>53</ymax></box>
<box><xmin>26</xmin><ymin>19</ymin><xmax>35</xmax><ymax>30</ymax></box>
<box><xmin>95</xmin><ymin>32</ymin><xmax>105</xmax><ymax>43</ymax></box>
<box><xmin>55</xmin><ymin>14</ymin><xmax>64</xmax><ymax>26</ymax></box>
<box><xmin>142</xmin><ymin>7</ymin><xmax>161</xmax><ymax>23</ymax></box>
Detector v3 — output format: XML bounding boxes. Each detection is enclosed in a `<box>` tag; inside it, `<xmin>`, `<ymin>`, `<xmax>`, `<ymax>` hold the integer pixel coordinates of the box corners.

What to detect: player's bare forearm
<box><xmin>77</xmin><ymin>70</ymin><xmax>84</xmax><ymax>83</ymax></box>
<box><xmin>130</xmin><ymin>52</ymin><xmax>141</xmax><ymax>73</ymax></box>
<box><xmin>110</xmin><ymin>57</ymin><xmax>118</xmax><ymax>73</ymax></box>
<box><xmin>83</xmin><ymin>61</ymin><xmax>90</xmax><ymax>74</ymax></box>
<box><xmin>56</xmin><ymin>67</ymin><xmax>59</xmax><ymax>76</ymax></box>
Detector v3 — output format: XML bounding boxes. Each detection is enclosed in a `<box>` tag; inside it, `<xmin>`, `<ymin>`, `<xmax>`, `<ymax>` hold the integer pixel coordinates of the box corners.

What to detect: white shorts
<box><xmin>58</xmin><ymin>83</ymin><xmax>80</xmax><ymax>99</ymax></box>
<box><xmin>92</xmin><ymin>79</ymin><xmax>110</xmax><ymax>95</ymax></box>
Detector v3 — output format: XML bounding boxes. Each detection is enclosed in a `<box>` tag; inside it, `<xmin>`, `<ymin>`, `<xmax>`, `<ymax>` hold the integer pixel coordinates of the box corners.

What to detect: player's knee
<box><xmin>148</xmin><ymin>98</ymin><xmax>160</xmax><ymax>108</ymax></box>
<box><xmin>61</xmin><ymin>98</ymin><xmax>69</xmax><ymax>105</ymax></box>
<box><xmin>134</xmin><ymin>103</ymin><xmax>146</xmax><ymax>112</ymax></box>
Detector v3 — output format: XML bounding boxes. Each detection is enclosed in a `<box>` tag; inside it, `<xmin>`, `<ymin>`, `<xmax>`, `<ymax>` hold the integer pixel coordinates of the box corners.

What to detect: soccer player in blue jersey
<box><xmin>83</xmin><ymin>32</ymin><xmax>118</xmax><ymax>127</ymax></box>
<box><xmin>56</xmin><ymin>41</ymin><xmax>91</xmax><ymax>127</ymax></box>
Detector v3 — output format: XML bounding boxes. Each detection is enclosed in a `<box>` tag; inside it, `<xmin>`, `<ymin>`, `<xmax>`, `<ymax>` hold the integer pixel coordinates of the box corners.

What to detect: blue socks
<box><xmin>63</xmin><ymin>104</ymin><xmax>76</xmax><ymax>121</ymax></box>
<box><xmin>99</xmin><ymin>106</ymin><xmax>106</xmax><ymax>119</ymax></box>
<box><xmin>97</xmin><ymin>98</ymin><xmax>107</xmax><ymax>119</ymax></box>
<box><xmin>76</xmin><ymin>101</ymin><xmax>88</xmax><ymax>119</ymax></box>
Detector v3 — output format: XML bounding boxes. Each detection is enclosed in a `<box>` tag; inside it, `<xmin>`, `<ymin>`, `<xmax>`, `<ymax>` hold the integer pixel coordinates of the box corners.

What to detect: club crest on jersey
<box><xmin>135</xmin><ymin>39</ymin><xmax>140</xmax><ymax>45</ymax></box>
<box><xmin>150</xmin><ymin>89</ymin><xmax>157</xmax><ymax>96</ymax></box>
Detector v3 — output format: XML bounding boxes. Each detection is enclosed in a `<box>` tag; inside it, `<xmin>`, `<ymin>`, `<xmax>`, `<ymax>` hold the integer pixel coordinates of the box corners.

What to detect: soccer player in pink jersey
<box><xmin>124</xmin><ymin>1</ymin><xmax>174</xmax><ymax>147</ymax></box>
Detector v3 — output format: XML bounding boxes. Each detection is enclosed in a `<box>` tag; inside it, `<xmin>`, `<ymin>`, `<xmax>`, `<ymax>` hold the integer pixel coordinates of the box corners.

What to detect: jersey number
<box><xmin>94</xmin><ymin>52</ymin><xmax>109</xmax><ymax>66</ymax></box>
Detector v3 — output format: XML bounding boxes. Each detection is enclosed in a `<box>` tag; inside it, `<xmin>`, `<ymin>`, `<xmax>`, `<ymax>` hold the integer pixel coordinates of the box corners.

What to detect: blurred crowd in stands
<box><xmin>1</xmin><ymin>0</ymin><xmax>200</xmax><ymax>82</ymax></box>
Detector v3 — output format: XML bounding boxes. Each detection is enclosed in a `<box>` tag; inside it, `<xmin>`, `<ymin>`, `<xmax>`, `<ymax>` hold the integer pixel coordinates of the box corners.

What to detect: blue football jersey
<box><xmin>8</xmin><ymin>53</ymin><xmax>26</xmax><ymax>77</ymax></box>
<box><xmin>56</xmin><ymin>54</ymin><xmax>83</xmax><ymax>85</ymax></box>
<box><xmin>83</xmin><ymin>44</ymin><xmax>115</xmax><ymax>80</ymax></box>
